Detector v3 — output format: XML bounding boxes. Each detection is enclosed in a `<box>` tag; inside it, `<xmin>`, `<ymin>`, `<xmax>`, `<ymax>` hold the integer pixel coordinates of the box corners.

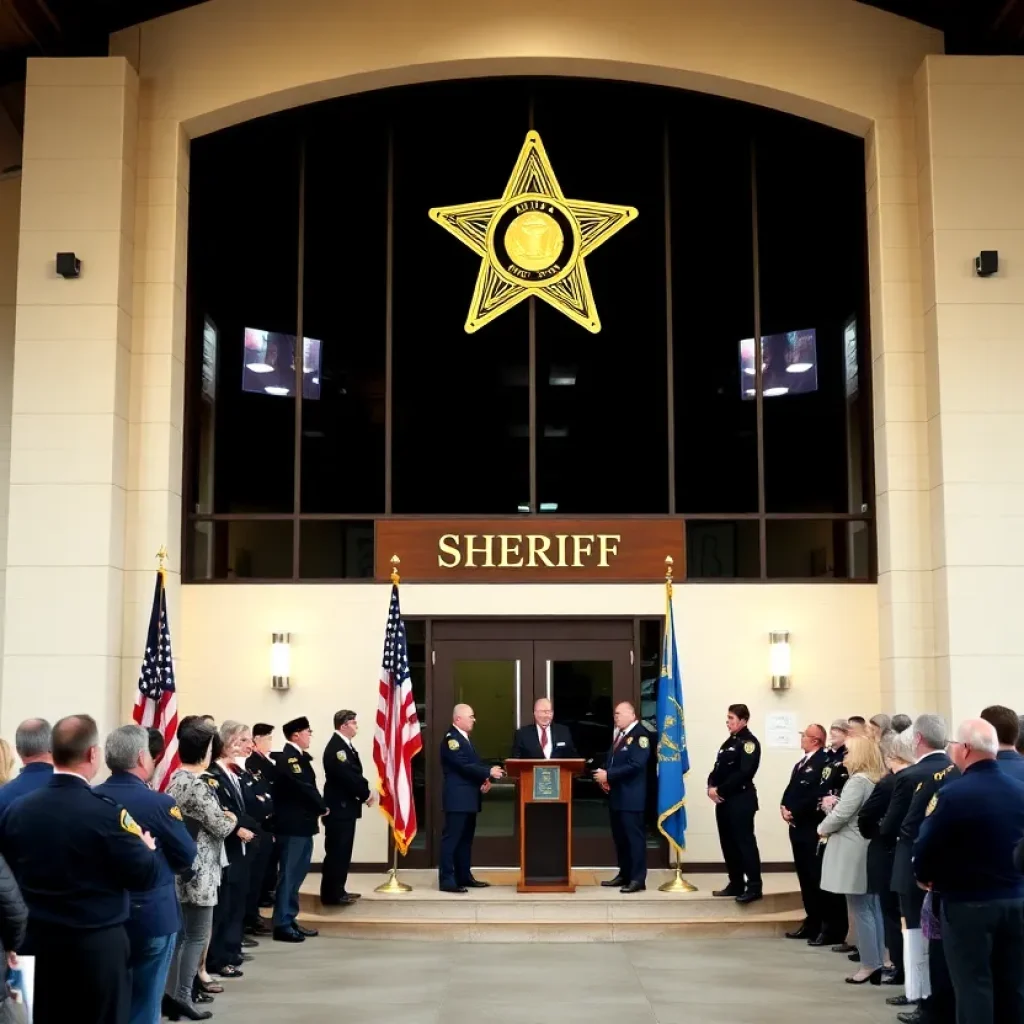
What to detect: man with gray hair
<box><xmin>0</xmin><ymin>718</ymin><xmax>53</xmax><ymax>817</ymax></box>
<box><xmin>917</xmin><ymin>719</ymin><xmax>1024</xmax><ymax>1024</ymax></box>
<box><xmin>96</xmin><ymin>724</ymin><xmax>197</xmax><ymax>1024</ymax></box>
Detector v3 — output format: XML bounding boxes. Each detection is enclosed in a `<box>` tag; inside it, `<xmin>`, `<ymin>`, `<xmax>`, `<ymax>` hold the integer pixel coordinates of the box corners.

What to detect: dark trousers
<box><xmin>610</xmin><ymin>809</ymin><xmax>647</xmax><ymax>884</ymax></box>
<box><xmin>274</xmin><ymin>835</ymin><xmax>313</xmax><ymax>930</ymax></box>
<box><xmin>715</xmin><ymin>789</ymin><xmax>761</xmax><ymax>891</ymax></box>
<box><xmin>789</xmin><ymin>824</ymin><xmax>823</xmax><ymax>932</ymax></box>
<box><xmin>31</xmin><ymin>922</ymin><xmax>130</xmax><ymax>1024</ymax></box>
<box><xmin>921</xmin><ymin>935</ymin><xmax>956</xmax><ymax>1024</ymax></box>
<box><xmin>820</xmin><ymin>889</ymin><xmax>849</xmax><ymax>941</ymax></box>
<box><xmin>439</xmin><ymin>811</ymin><xmax>477</xmax><ymax>887</ymax></box>
<box><xmin>901</xmin><ymin>886</ymin><xmax>926</xmax><ymax>929</ymax></box>
<box><xmin>942</xmin><ymin>898</ymin><xmax>1024</xmax><ymax>1024</ymax></box>
<box><xmin>882</xmin><ymin>888</ymin><xmax>904</xmax><ymax>974</ymax></box>
<box><xmin>209</xmin><ymin>857</ymin><xmax>248</xmax><ymax>971</ymax></box>
<box><xmin>245</xmin><ymin>834</ymin><xmax>275</xmax><ymax>925</ymax></box>
<box><xmin>321</xmin><ymin>815</ymin><xmax>357</xmax><ymax>901</ymax></box>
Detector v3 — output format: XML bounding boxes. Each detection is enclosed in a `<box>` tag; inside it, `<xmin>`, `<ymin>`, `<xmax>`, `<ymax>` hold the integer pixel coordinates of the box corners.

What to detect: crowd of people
<box><xmin>776</xmin><ymin>708</ymin><xmax>1024</xmax><ymax>1024</ymax></box>
<box><xmin>0</xmin><ymin>709</ymin><xmax>374</xmax><ymax>1024</ymax></box>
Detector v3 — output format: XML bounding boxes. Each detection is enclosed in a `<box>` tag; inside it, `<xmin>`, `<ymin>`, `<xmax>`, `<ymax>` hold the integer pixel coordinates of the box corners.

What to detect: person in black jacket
<box><xmin>780</xmin><ymin>723</ymin><xmax>830</xmax><ymax>940</ymax></box>
<box><xmin>510</xmin><ymin>699</ymin><xmax>578</xmax><ymax>760</ymax></box>
<box><xmin>321</xmin><ymin>711</ymin><xmax>377</xmax><ymax>906</ymax></box>
<box><xmin>0</xmin><ymin>852</ymin><xmax>27</xmax><ymax>1021</ymax></box>
<box><xmin>243</xmin><ymin>724</ymin><xmax>276</xmax><ymax>936</ymax></box>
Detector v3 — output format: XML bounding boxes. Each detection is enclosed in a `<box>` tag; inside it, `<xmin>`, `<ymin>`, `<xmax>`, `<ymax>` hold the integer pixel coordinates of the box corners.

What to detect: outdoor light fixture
<box><xmin>272</xmin><ymin>633</ymin><xmax>291</xmax><ymax>690</ymax></box>
<box><xmin>770</xmin><ymin>631</ymin><xmax>791</xmax><ymax>691</ymax></box>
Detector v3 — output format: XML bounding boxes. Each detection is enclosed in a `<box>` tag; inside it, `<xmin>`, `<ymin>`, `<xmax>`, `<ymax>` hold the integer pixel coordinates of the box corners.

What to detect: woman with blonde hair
<box><xmin>0</xmin><ymin>740</ymin><xmax>14</xmax><ymax>786</ymax></box>
<box><xmin>818</xmin><ymin>735</ymin><xmax>887</xmax><ymax>985</ymax></box>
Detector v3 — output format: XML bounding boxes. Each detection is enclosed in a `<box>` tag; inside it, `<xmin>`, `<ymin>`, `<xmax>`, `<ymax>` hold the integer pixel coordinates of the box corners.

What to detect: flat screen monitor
<box><xmin>739</xmin><ymin>328</ymin><xmax>818</xmax><ymax>400</ymax></box>
<box><xmin>242</xmin><ymin>328</ymin><xmax>321</xmax><ymax>399</ymax></box>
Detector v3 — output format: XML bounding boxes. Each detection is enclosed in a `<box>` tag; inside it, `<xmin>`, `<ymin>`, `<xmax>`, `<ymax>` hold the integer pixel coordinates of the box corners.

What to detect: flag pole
<box><xmin>375</xmin><ymin>555</ymin><xmax>414</xmax><ymax>894</ymax></box>
<box><xmin>658</xmin><ymin>555</ymin><xmax>697</xmax><ymax>894</ymax></box>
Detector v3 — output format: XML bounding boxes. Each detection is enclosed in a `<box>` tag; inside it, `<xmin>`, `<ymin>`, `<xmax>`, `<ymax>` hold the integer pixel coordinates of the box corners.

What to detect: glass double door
<box><xmin>433</xmin><ymin>637</ymin><xmax>633</xmax><ymax>866</ymax></box>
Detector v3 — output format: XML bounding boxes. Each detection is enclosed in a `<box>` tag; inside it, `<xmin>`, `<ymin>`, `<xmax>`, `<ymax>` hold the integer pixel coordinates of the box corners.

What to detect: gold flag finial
<box><xmin>156</xmin><ymin>546</ymin><xmax>168</xmax><ymax>571</ymax></box>
<box><xmin>390</xmin><ymin>554</ymin><xmax>401</xmax><ymax>587</ymax></box>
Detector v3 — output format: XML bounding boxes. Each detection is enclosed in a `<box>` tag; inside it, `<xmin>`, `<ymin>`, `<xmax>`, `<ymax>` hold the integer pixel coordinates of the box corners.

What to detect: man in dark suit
<box><xmin>811</xmin><ymin>718</ymin><xmax>853</xmax><ymax>945</ymax></box>
<box><xmin>981</xmin><ymin>705</ymin><xmax>1024</xmax><ymax>783</ymax></box>
<box><xmin>439</xmin><ymin>704</ymin><xmax>504</xmax><ymax>893</ymax></box>
<box><xmin>780</xmin><ymin>723</ymin><xmax>830</xmax><ymax>940</ymax></box>
<box><xmin>245</xmin><ymin>722</ymin><xmax>278</xmax><ymax>924</ymax></box>
<box><xmin>510</xmin><ymin>698</ymin><xmax>578</xmax><ymax>760</ymax></box>
<box><xmin>0</xmin><ymin>715</ymin><xmax>159</xmax><ymax>1024</ymax></box>
<box><xmin>321</xmin><ymin>710</ymin><xmax>376</xmax><ymax>906</ymax></box>
<box><xmin>95</xmin><ymin>724</ymin><xmax>197</xmax><ymax>1024</ymax></box>
<box><xmin>917</xmin><ymin>718</ymin><xmax>1024</xmax><ymax>1024</ymax></box>
<box><xmin>271</xmin><ymin>716</ymin><xmax>327</xmax><ymax>942</ymax></box>
<box><xmin>594</xmin><ymin>701</ymin><xmax>651</xmax><ymax>894</ymax></box>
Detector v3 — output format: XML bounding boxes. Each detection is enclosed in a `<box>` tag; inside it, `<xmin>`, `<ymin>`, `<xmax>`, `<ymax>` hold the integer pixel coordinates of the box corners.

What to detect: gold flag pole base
<box><xmin>658</xmin><ymin>856</ymin><xmax>697</xmax><ymax>893</ymax></box>
<box><xmin>374</xmin><ymin>846</ymin><xmax>413</xmax><ymax>893</ymax></box>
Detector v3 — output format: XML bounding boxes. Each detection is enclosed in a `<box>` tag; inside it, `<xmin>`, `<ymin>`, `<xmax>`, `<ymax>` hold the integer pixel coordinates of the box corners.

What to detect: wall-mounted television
<box><xmin>739</xmin><ymin>328</ymin><xmax>818</xmax><ymax>400</ymax></box>
<box><xmin>242</xmin><ymin>328</ymin><xmax>322</xmax><ymax>399</ymax></box>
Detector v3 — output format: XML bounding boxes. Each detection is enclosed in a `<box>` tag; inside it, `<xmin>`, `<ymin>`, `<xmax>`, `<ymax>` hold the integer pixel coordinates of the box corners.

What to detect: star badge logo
<box><xmin>429</xmin><ymin>131</ymin><xmax>637</xmax><ymax>334</ymax></box>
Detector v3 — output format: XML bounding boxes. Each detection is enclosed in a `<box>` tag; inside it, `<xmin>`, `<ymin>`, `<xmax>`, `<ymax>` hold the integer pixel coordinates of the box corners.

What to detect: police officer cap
<box><xmin>283</xmin><ymin>716</ymin><xmax>311</xmax><ymax>738</ymax></box>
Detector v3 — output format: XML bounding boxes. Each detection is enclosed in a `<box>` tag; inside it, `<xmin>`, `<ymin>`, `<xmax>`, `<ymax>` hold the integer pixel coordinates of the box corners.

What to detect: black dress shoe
<box><xmin>620</xmin><ymin>881</ymin><xmax>646</xmax><ymax>894</ymax></box>
<box><xmin>246</xmin><ymin>919</ymin><xmax>273</xmax><ymax>936</ymax></box>
<box><xmin>273</xmin><ymin>927</ymin><xmax>305</xmax><ymax>943</ymax></box>
<box><xmin>342</xmin><ymin>891</ymin><xmax>363</xmax><ymax>899</ymax></box>
<box><xmin>807</xmin><ymin>933</ymin><xmax>829</xmax><ymax>946</ymax></box>
<box><xmin>601</xmin><ymin>876</ymin><xmax>626</xmax><ymax>887</ymax></box>
<box><xmin>882</xmin><ymin>971</ymin><xmax>906</xmax><ymax>986</ymax></box>
<box><xmin>735</xmin><ymin>890</ymin><xmax>763</xmax><ymax>904</ymax></box>
<box><xmin>463</xmin><ymin>878</ymin><xmax>490</xmax><ymax>888</ymax></box>
<box><xmin>896</xmin><ymin>1011</ymin><xmax>926</xmax><ymax>1024</ymax></box>
<box><xmin>832</xmin><ymin>942</ymin><xmax>856</xmax><ymax>953</ymax></box>
<box><xmin>845</xmin><ymin>968</ymin><xmax>882</xmax><ymax>985</ymax></box>
<box><xmin>887</xmin><ymin>995</ymin><xmax>917</xmax><ymax>1006</ymax></box>
<box><xmin>784</xmin><ymin>923</ymin><xmax>813</xmax><ymax>939</ymax></box>
<box><xmin>440</xmin><ymin>885</ymin><xmax>468</xmax><ymax>893</ymax></box>
<box><xmin>195</xmin><ymin>991</ymin><xmax>215</xmax><ymax>1004</ymax></box>
<box><xmin>712</xmin><ymin>885</ymin><xmax>744</xmax><ymax>897</ymax></box>
<box><xmin>320</xmin><ymin>895</ymin><xmax>357</xmax><ymax>906</ymax></box>
<box><xmin>163</xmin><ymin>997</ymin><xmax>213</xmax><ymax>1021</ymax></box>
<box><xmin>213</xmin><ymin>964</ymin><xmax>243</xmax><ymax>978</ymax></box>
<box><xmin>848</xmin><ymin>951</ymin><xmax>861</xmax><ymax>962</ymax></box>
<box><xmin>241</xmin><ymin>936</ymin><xmax>259</xmax><ymax>948</ymax></box>
<box><xmin>295</xmin><ymin>924</ymin><xmax>318</xmax><ymax>937</ymax></box>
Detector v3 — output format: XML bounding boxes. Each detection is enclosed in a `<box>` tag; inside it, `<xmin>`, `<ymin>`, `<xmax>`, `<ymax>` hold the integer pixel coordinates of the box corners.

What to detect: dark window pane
<box><xmin>766</xmin><ymin>519</ymin><xmax>870</xmax><ymax>579</ymax></box>
<box><xmin>534</xmin><ymin>81</ymin><xmax>668</xmax><ymax>513</ymax></box>
<box><xmin>685</xmin><ymin>520</ymin><xmax>760</xmax><ymax>578</ymax></box>
<box><xmin>756</xmin><ymin>119</ymin><xmax>868</xmax><ymax>513</ymax></box>
<box><xmin>187</xmin><ymin>521</ymin><xmax>293</xmax><ymax>580</ymax></box>
<box><xmin>672</xmin><ymin>99</ymin><xmax>757</xmax><ymax>513</ymax></box>
<box><xmin>391</xmin><ymin>82</ymin><xmax>530</xmax><ymax>513</ymax></box>
<box><xmin>405</xmin><ymin>620</ymin><xmax>427</xmax><ymax>851</ymax></box>
<box><xmin>188</xmin><ymin>116</ymin><xmax>300</xmax><ymax>514</ymax></box>
<box><xmin>301</xmin><ymin>103</ymin><xmax>387</xmax><ymax>513</ymax></box>
<box><xmin>298</xmin><ymin>520</ymin><xmax>374</xmax><ymax>578</ymax></box>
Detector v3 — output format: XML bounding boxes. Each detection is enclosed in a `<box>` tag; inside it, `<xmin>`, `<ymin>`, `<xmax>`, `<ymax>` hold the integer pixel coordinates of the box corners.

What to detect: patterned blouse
<box><xmin>166</xmin><ymin>768</ymin><xmax>236</xmax><ymax>906</ymax></box>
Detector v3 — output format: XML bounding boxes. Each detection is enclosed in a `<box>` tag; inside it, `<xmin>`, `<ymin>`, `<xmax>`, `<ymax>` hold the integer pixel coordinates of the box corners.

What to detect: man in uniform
<box><xmin>594</xmin><ymin>701</ymin><xmax>650</xmax><ymax>893</ymax></box>
<box><xmin>0</xmin><ymin>718</ymin><xmax>53</xmax><ymax>817</ymax></box>
<box><xmin>0</xmin><ymin>714</ymin><xmax>159</xmax><ymax>1024</ymax></box>
<box><xmin>780</xmin><ymin>723</ymin><xmax>830</xmax><ymax>939</ymax></box>
<box><xmin>812</xmin><ymin>718</ymin><xmax>852</xmax><ymax>946</ymax></box>
<box><xmin>511</xmin><ymin>698</ymin><xmax>578</xmax><ymax>759</ymax></box>
<box><xmin>95</xmin><ymin>723</ymin><xmax>197</xmax><ymax>1024</ymax></box>
<box><xmin>439</xmin><ymin>704</ymin><xmax>504</xmax><ymax>893</ymax></box>
<box><xmin>243</xmin><ymin>723</ymin><xmax>276</xmax><ymax>936</ymax></box>
<box><xmin>707</xmin><ymin>703</ymin><xmax>763</xmax><ymax>904</ymax></box>
<box><xmin>917</xmin><ymin>719</ymin><xmax>1024</xmax><ymax>1024</ymax></box>
<box><xmin>321</xmin><ymin>709</ymin><xmax>376</xmax><ymax>906</ymax></box>
<box><xmin>271</xmin><ymin>716</ymin><xmax>326</xmax><ymax>942</ymax></box>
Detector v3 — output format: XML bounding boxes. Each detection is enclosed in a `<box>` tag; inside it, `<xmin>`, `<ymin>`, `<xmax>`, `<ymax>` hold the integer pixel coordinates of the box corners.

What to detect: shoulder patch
<box><xmin>447</xmin><ymin>738</ymin><xmax>460</xmax><ymax>751</ymax></box>
<box><xmin>639</xmin><ymin>736</ymin><xmax>649</xmax><ymax>749</ymax></box>
<box><xmin>291</xmin><ymin>764</ymin><xmax>302</xmax><ymax>774</ymax></box>
<box><xmin>744</xmin><ymin>741</ymin><xmax>756</xmax><ymax>755</ymax></box>
<box><xmin>287</xmin><ymin>757</ymin><xmax>299</xmax><ymax>763</ymax></box>
<box><xmin>207</xmin><ymin>777</ymin><xmax>219</xmax><ymax>789</ymax></box>
<box><xmin>169</xmin><ymin>805</ymin><xmax>183</xmax><ymax>821</ymax></box>
<box><xmin>336</xmin><ymin>750</ymin><xmax>347</xmax><ymax>762</ymax></box>
<box><xmin>120</xmin><ymin>809</ymin><xmax>143</xmax><ymax>838</ymax></box>
<box><xmin>821</xmin><ymin>766</ymin><xmax>832</xmax><ymax>780</ymax></box>
<box><xmin>925</xmin><ymin>794</ymin><xmax>938</xmax><ymax>817</ymax></box>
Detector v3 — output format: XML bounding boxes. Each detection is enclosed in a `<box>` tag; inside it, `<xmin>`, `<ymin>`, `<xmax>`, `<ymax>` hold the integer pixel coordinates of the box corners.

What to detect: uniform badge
<box><xmin>169</xmin><ymin>805</ymin><xmax>183</xmax><ymax>821</ymax></box>
<box><xmin>744</xmin><ymin>741</ymin><xmax>755</xmax><ymax>755</ymax></box>
<box><xmin>626</xmin><ymin>736</ymin><xmax>634</xmax><ymax>745</ymax></box>
<box><xmin>292</xmin><ymin>764</ymin><xmax>302</xmax><ymax>774</ymax></box>
<box><xmin>207</xmin><ymin>777</ymin><xmax>219</xmax><ymax>788</ymax></box>
<box><xmin>821</xmin><ymin>766</ymin><xmax>832</xmax><ymax>780</ymax></box>
<box><xmin>337</xmin><ymin>751</ymin><xmax>348</xmax><ymax>762</ymax></box>
<box><xmin>638</xmin><ymin>736</ymin><xmax>649</xmax><ymax>749</ymax></box>
<box><xmin>925</xmin><ymin>794</ymin><xmax>938</xmax><ymax>817</ymax></box>
<box><xmin>120</xmin><ymin>809</ymin><xmax>143</xmax><ymax>838</ymax></box>
<box><xmin>287</xmin><ymin>757</ymin><xmax>299</xmax><ymax>763</ymax></box>
<box><xmin>447</xmin><ymin>738</ymin><xmax>460</xmax><ymax>751</ymax></box>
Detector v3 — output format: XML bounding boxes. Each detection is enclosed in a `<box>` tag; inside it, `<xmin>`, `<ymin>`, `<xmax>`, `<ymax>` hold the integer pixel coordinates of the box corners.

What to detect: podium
<box><xmin>505</xmin><ymin>758</ymin><xmax>585</xmax><ymax>893</ymax></box>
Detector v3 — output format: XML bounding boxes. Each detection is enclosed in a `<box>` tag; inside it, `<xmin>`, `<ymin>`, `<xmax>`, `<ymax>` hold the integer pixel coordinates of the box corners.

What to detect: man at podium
<box><xmin>510</xmin><ymin>698</ymin><xmax>578</xmax><ymax>759</ymax></box>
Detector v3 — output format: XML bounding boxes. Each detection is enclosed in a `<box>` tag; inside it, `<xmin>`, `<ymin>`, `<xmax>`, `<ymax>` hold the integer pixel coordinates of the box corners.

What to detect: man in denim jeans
<box><xmin>96</xmin><ymin>725</ymin><xmax>197</xmax><ymax>1024</ymax></box>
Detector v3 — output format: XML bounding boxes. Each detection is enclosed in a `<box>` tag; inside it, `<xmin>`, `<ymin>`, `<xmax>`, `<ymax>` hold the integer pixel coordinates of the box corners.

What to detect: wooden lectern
<box><xmin>505</xmin><ymin>758</ymin><xmax>585</xmax><ymax>893</ymax></box>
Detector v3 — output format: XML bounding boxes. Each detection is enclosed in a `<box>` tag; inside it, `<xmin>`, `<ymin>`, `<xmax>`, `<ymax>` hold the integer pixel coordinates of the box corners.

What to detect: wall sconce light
<box><xmin>272</xmin><ymin>633</ymin><xmax>291</xmax><ymax>690</ymax></box>
<box><xmin>770</xmin><ymin>631</ymin><xmax>791</xmax><ymax>691</ymax></box>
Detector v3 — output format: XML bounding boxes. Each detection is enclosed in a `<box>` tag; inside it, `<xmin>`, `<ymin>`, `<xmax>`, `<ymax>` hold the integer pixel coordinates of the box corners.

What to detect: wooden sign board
<box><xmin>374</xmin><ymin>519</ymin><xmax>685</xmax><ymax>583</ymax></box>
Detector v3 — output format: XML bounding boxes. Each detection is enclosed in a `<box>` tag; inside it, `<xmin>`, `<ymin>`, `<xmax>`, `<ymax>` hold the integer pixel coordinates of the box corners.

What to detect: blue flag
<box><xmin>656</xmin><ymin>593</ymin><xmax>688</xmax><ymax>855</ymax></box>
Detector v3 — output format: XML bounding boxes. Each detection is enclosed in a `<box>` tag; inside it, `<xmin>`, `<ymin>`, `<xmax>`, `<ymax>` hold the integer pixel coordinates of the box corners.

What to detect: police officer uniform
<box><xmin>0</xmin><ymin>773</ymin><xmax>159</xmax><ymax>1024</ymax></box>
<box><xmin>813</xmin><ymin>743</ymin><xmax>851</xmax><ymax>944</ymax></box>
<box><xmin>439</xmin><ymin>727</ymin><xmax>493</xmax><ymax>893</ymax></box>
<box><xmin>780</xmin><ymin>746</ymin><xmax>830</xmax><ymax>938</ymax></box>
<box><xmin>242</xmin><ymin>753</ymin><xmax>276</xmax><ymax>932</ymax></box>
<box><xmin>601</xmin><ymin>720</ymin><xmax>651</xmax><ymax>893</ymax></box>
<box><xmin>271</xmin><ymin>718</ymin><xmax>327</xmax><ymax>940</ymax></box>
<box><xmin>94</xmin><ymin>771</ymin><xmax>197</xmax><ymax>1024</ymax></box>
<box><xmin>918</xmin><ymin>759</ymin><xmax>1024</xmax><ymax>1023</ymax></box>
<box><xmin>321</xmin><ymin>730</ymin><xmax>372</xmax><ymax>904</ymax></box>
<box><xmin>708</xmin><ymin>726</ymin><xmax>762</xmax><ymax>901</ymax></box>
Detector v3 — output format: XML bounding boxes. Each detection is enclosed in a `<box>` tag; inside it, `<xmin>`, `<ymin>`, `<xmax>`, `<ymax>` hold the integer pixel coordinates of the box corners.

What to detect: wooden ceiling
<box><xmin>0</xmin><ymin>0</ymin><xmax>1023</xmax><ymax>122</ymax></box>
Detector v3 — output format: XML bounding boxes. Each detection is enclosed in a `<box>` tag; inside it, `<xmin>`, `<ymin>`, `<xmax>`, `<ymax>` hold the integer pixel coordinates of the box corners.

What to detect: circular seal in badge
<box><xmin>744</xmin><ymin>741</ymin><xmax>756</xmax><ymax>754</ymax></box>
<box><xmin>488</xmin><ymin>196</ymin><xmax>580</xmax><ymax>289</ymax></box>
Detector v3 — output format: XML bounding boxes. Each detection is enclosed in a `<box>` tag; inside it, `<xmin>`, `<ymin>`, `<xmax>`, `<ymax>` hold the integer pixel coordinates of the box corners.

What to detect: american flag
<box><xmin>133</xmin><ymin>570</ymin><xmax>180</xmax><ymax>792</ymax></box>
<box><xmin>372</xmin><ymin>584</ymin><xmax>422</xmax><ymax>855</ymax></box>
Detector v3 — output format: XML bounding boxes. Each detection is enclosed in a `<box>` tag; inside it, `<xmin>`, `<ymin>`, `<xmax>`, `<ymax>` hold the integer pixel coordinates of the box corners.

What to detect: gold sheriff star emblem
<box><xmin>429</xmin><ymin>132</ymin><xmax>638</xmax><ymax>334</ymax></box>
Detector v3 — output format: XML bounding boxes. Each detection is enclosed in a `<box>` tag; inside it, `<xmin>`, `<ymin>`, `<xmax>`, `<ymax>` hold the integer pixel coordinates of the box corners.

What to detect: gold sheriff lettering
<box><xmin>437</xmin><ymin>533</ymin><xmax>621</xmax><ymax>569</ymax></box>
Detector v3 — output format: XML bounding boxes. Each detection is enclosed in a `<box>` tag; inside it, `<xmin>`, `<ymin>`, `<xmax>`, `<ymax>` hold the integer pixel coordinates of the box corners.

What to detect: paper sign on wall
<box><xmin>766</xmin><ymin>712</ymin><xmax>799</xmax><ymax>749</ymax></box>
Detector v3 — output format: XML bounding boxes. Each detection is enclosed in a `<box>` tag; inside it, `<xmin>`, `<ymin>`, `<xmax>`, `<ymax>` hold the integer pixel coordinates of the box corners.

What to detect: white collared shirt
<box><xmin>917</xmin><ymin>749</ymin><xmax>944</xmax><ymax>764</ymax></box>
<box><xmin>285</xmin><ymin>740</ymin><xmax>304</xmax><ymax>757</ymax></box>
<box><xmin>454</xmin><ymin>726</ymin><xmax>470</xmax><ymax>743</ymax></box>
<box><xmin>536</xmin><ymin>724</ymin><xmax>553</xmax><ymax>758</ymax></box>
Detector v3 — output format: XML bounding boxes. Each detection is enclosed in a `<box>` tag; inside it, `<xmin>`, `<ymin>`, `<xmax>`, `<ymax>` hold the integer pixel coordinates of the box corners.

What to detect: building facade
<box><xmin>0</xmin><ymin>0</ymin><xmax>1021</xmax><ymax>868</ymax></box>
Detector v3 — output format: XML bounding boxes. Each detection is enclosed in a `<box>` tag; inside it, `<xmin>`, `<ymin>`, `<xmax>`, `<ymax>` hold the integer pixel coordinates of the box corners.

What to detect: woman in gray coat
<box><xmin>818</xmin><ymin>735</ymin><xmax>886</xmax><ymax>985</ymax></box>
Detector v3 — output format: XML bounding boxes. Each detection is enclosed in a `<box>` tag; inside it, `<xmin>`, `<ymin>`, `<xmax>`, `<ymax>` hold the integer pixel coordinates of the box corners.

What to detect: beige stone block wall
<box><xmin>916</xmin><ymin>56</ymin><xmax>1024</xmax><ymax>724</ymax></box>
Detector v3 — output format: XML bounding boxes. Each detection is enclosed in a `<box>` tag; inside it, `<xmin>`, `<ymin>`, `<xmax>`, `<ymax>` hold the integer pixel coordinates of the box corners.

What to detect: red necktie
<box><xmin>612</xmin><ymin>730</ymin><xmax>625</xmax><ymax>753</ymax></box>
<box><xmin>540</xmin><ymin>726</ymin><xmax>549</xmax><ymax>756</ymax></box>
